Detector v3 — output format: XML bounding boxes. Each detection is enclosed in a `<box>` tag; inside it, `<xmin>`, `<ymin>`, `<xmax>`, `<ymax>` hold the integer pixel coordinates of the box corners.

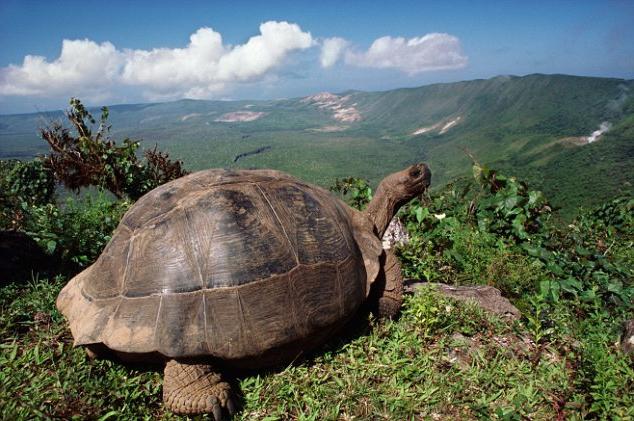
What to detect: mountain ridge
<box><xmin>1</xmin><ymin>73</ymin><xmax>632</xmax><ymax>218</ymax></box>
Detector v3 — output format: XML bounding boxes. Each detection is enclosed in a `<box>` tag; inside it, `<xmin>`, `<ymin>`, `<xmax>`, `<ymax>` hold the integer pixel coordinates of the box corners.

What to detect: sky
<box><xmin>0</xmin><ymin>0</ymin><xmax>633</xmax><ymax>114</ymax></box>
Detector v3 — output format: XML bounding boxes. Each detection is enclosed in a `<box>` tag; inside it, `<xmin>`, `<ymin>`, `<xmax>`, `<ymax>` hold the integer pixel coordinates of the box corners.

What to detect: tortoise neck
<box><xmin>364</xmin><ymin>182</ymin><xmax>408</xmax><ymax>239</ymax></box>
<box><xmin>362</xmin><ymin>163</ymin><xmax>431</xmax><ymax>238</ymax></box>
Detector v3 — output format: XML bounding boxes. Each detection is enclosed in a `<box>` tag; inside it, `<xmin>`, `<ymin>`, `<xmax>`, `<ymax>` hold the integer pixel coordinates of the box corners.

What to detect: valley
<box><xmin>1</xmin><ymin>73</ymin><xmax>632</xmax><ymax>218</ymax></box>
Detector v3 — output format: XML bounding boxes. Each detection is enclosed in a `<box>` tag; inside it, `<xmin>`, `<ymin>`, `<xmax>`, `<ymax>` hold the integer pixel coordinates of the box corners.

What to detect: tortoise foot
<box><xmin>378</xmin><ymin>293</ymin><xmax>402</xmax><ymax>319</ymax></box>
<box><xmin>163</xmin><ymin>359</ymin><xmax>236</xmax><ymax>418</ymax></box>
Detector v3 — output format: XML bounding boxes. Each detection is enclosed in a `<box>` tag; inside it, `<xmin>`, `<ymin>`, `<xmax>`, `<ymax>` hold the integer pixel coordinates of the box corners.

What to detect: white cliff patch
<box><xmin>412</xmin><ymin>123</ymin><xmax>441</xmax><ymax>135</ymax></box>
<box><xmin>214</xmin><ymin>111</ymin><xmax>266</xmax><ymax>122</ymax></box>
<box><xmin>181</xmin><ymin>113</ymin><xmax>201</xmax><ymax>121</ymax></box>
<box><xmin>302</xmin><ymin>92</ymin><xmax>362</xmax><ymax>122</ymax></box>
<box><xmin>411</xmin><ymin>116</ymin><xmax>462</xmax><ymax>136</ymax></box>
<box><xmin>439</xmin><ymin>116</ymin><xmax>462</xmax><ymax>134</ymax></box>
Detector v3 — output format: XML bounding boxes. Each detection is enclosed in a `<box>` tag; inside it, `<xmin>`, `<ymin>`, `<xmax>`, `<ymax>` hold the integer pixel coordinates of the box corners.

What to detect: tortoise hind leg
<box><xmin>163</xmin><ymin>359</ymin><xmax>236</xmax><ymax>418</ymax></box>
<box><xmin>374</xmin><ymin>250</ymin><xmax>404</xmax><ymax>319</ymax></box>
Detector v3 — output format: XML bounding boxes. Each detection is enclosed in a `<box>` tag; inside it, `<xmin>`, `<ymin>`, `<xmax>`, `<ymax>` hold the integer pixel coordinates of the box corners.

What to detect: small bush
<box><xmin>40</xmin><ymin>98</ymin><xmax>188</xmax><ymax>200</ymax></box>
<box><xmin>0</xmin><ymin>160</ymin><xmax>55</xmax><ymax>230</ymax></box>
<box><xmin>22</xmin><ymin>193</ymin><xmax>130</xmax><ymax>270</ymax></box>
<box><xmin>329</xmin><ymin>176</ymin><xmax>373</xmax><ymax>210</ymax></box>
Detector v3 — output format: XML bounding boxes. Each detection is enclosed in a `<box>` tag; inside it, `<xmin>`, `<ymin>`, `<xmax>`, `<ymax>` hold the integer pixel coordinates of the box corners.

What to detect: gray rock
<box><xmin>381</xmin><ymin>217</ymin><xmax>409</xmax><ymax>249</ymax></box>
<box><xmin>405</xmin><ymin>281</ymin><xmax>521</xmax><ymax>320</ymax></box>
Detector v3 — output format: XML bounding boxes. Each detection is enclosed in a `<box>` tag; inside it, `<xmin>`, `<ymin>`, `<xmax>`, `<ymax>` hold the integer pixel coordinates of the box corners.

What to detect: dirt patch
<box><xmin>215</xmin><ymin>111</ymin><xmax>266</xmax><ymax>122</ymax></box>
<box><xmin>302</xmin><ymin>92</ymin><xmax>362</xmax><ymax>122</ymax></box>
<box><xmin>559</xmin><ymin>136</ymin><xmax>589</xmax><ymax>146</ymax></box>
<box><xmin>306</xmin><ymin>125</ymin><xmax>348</xmax><ymax>132</ymax></box>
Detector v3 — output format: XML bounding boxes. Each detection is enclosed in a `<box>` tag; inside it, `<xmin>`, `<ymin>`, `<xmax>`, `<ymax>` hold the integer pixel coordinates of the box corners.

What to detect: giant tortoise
<box><xmin>57</xmin><ymin>163</ymin><xmax>431</xmax><ymax>417</ymax></box>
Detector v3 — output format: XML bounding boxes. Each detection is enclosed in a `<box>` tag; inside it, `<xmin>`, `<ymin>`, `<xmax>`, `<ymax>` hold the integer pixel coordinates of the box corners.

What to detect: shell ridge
<box><xmin>183</xmin><ymin>208</ymin><xmax>206</xmax><ymax>289</ymax></box>
<box><xmin>254</xmin><ymin>183</ymin><xmax>300</xmax><ymax>265</ymax></box>
<box><xmin>120</xmin><ymin>235</ymin><xmax>135</xmax><ymax>295</ymax></box>
<box><xmin>288</xmin><ymin>272</ymin><xmax>304</xmax><ymax>337</ymax></box>
<box><xmin>317</xmin><ymin>194</ymin><xmax>354</xmax><ymax>255</ymax></box>
<box><xmin>335</xmin><ymin>264</ymin><xmax>345</xmax><ymax>318</ymax></box>
<box><xmin>113</xmin><ymin>259</ymin><xmax>355</xmax><ymax>297</ymax></box>
<box><xmin>202</xmin><ymin>293</ymin><xmax>210</xmax><ymax>353</ymax></box>
<box><xmin>152</xmin><ymin>295</ymin><xmax>163</xmax><ymax>347</ymax></box>
<box><xmin>237</xmin><ymin>289</ymin><xmax>261</xmax><ymax>354</ymax></box>
<box><xmin>100</xmin><ymin>296</ymin><xmax>124</xmax><ymax>344</ymax></box>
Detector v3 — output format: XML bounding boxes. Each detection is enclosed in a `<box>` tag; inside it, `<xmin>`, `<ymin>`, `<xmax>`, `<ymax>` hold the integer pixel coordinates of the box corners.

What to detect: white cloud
<box><xmin>345</xmin><ymin>33</ymin><xmax>467</xmax><ymax>74</ymax></box>
<box><xmin>0</xmin><ymin>21</ymin><xmax>313</xmax><ymax>100</ymax></box>
<box><xmin>319</xmin><ymin>37</ymin><xmax>349</xmax><ymax>68</ymax></box>
<box><xmin>0</xmin><ymin>39</ymin><xmax>123</xmax><ymax>97</ymax></box>
<box><xmin>0</xmin><ymin>25</ymin><xmax>468</xmax><ymax>107</ymax></box>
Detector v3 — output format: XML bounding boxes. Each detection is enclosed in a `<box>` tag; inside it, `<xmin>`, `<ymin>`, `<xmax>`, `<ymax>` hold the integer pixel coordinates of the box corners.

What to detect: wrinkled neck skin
<box><xmin>364</xmin><ymin>164</ymin><xmax>431</xmax><ymax>238</ymax></box>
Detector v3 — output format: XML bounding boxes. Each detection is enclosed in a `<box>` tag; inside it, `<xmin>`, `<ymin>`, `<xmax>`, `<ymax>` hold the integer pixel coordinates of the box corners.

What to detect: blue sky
<box><xmin>0</xmin><ymin>0</ymin><xmax>632</xmax><ymax>114</ymax></box>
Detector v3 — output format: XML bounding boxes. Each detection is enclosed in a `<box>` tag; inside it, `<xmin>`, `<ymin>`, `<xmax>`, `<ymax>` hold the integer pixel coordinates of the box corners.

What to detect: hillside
<box><xmin>1</xmin><ymin>74</ymin><xmax>632</xmax><ymax>218</ymax></box>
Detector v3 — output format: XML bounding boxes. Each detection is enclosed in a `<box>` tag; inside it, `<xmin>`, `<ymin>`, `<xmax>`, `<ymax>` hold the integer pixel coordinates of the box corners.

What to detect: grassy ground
<box><xmin>1</xmin><ymin>277</ymin><xmax>632</xmax><ymax>420</ymax></box>
<box><xmin>1</xmin><ymin>151</ymin><xmax>632</xmax><ymax>419</ymax></box>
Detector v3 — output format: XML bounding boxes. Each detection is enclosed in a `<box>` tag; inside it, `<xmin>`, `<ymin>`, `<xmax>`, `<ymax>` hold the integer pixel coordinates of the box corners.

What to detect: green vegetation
<box><xmin>0</xmin><ymin>159</ymin><xmax>55</xmax><ymax>230</ymax></box>
<box><xmin>0</xmin><ymin>98</ymin><xmax>186</xmax><ymax>273</ymax></box>
<box><xmin>40</xmin><ymin>98</ymin><xmax>188</xmax><ymax>201</ymax></box>
<box><xmin>1</xmin><ymin>147</ymin><xmax>632</xmax><ymax>418</ymax></box>
<box><xmin>2</xmin><ymin>74</ymin><xmax>632</xmax><ymax>219</ymax></box>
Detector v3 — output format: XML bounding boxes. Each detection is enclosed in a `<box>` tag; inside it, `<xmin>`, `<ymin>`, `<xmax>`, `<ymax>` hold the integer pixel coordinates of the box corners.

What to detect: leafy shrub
<box><xmin>0</xmin><ymin>160</ymin><xmax>55</xmax><ymax>230</ymax></box>
<box><xmin>22</xmin><ymin>193</ymin><xmax>130</xmax><ymax>270</ymax></box>
<box><xmin>330</xmin><ymin>176</ymin><xmax>373</xmax><ymax>210</ymax></box>
<box><xmin>472</xmin><ymin>163</ymin><xmax>551</xmax><ymax>241</ymax></box>
<box><xmin>0</xmin><ymin>97</ymin><xmax>190</xmax><ymax>274</ymax></box>
<box><xmin>40</xmin><ymin>98</ymin><xmax>188</xmax><ymax>200</ymax></box>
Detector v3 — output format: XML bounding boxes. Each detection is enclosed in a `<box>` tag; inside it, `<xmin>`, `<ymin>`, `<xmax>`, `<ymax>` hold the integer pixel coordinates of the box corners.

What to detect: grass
<box><xmin>2</xmin><ymin>278</ymin><xmax>632</xmax><ymax>420</ymax></box>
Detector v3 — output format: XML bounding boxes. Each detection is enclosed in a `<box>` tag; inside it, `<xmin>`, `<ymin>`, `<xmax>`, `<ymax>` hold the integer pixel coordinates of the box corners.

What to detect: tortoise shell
<box><xmin>57</xmin><ymin>169</ymin><xmax>380</xmax><ymax>362</ymax></box>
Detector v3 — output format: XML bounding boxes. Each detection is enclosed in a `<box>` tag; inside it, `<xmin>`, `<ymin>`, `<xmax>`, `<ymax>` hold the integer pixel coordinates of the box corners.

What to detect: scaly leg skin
<box><xmin>376</xmin><ymin>250</ymin><xmax>404</xmax><ymax>319</ymax></box>
<box><xmin>163</xmin><ymin>359</ymin><xmax>236</xmax><ymax>419</ymax></box>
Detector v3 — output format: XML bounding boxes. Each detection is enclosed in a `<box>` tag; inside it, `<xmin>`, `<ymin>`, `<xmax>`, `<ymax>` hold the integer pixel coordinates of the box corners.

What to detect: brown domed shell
<box><xmin>56</xmin><ymin>169</ymin><xmax>374</xmax><ymax>361</ymax></box>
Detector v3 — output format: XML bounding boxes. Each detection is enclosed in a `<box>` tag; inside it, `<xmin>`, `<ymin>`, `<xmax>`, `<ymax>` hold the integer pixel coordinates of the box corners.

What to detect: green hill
<box><xmin>1</xmin><ymin>74</ymin><xmax>632</xmax><ymax>218</ymax></box>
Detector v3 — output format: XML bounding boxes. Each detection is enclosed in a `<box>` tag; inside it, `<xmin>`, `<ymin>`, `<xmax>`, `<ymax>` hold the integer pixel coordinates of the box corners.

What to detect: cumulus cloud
<box><xmin>122</xmin><ymin>22</ymin><xmax>312</xmax><ymax>98</ymax></box>
<box><xmin>345</xmin><ymin>33</ymin><xmax>467</xmax><ymax>74</ymax></box>
<box><xmin>0</xmin><ymin>21</ymin><xmax>313</xmax><ymax>100</ymax></box>
<box><xmin>0</xmin><ymin>39</ymin><xmax>123</xmax><ymax>97</ymax></box>
<box><xmin>319</xmin><ymin>37</ymin><xmax>349</xmax><ymax>68</ymax></box>
<box><xmin>0</xmin><ymin>24</ymin><xmax>468</xmax><ymax>106</ymax></box>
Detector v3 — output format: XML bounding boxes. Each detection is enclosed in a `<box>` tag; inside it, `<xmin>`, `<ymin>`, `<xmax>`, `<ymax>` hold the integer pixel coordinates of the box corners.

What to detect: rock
<box><xmin>382</xmin><ymin>217</ymin><xmax>410</xmax><ymax>249</ymax></box>
<box><xmin>405</xmin><ymin>280</ymin><xmax>521</xmax><ymax>320</ymax></box>
<box><xmin>621</xmin><ymin>320</ymin><xmax>634</xmax><ymax>355</ymax></box>
<box><xmin>445</xmin><ymin>332</ymin><xmax>479</xmax><ymax>369</ymax></box>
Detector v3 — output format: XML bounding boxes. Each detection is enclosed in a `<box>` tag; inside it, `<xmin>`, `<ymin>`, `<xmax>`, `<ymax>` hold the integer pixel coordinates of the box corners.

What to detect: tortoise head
<box><xmin>364</xmin><ymin>163</ymin><xmax>431</xmax><ymax>238</ymax></box>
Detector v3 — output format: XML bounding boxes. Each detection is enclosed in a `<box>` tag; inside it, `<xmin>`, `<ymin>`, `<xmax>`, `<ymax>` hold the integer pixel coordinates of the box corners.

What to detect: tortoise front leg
<box><xmin>374</xmin><ymin>250</ymin><xmax>404</xmax><ymax>318</ymax></box>
<box><xmin>163</xmin><ymin>359</ymin><xmax>236</xmax><ymax>419</ymax></box>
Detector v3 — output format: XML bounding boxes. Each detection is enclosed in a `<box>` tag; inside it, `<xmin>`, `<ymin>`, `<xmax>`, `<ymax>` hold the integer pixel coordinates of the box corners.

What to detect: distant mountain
<box><xmin>1</xmin><ymin>74</ymin><xmax>632</xmax><ymax>218</ymax></box>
